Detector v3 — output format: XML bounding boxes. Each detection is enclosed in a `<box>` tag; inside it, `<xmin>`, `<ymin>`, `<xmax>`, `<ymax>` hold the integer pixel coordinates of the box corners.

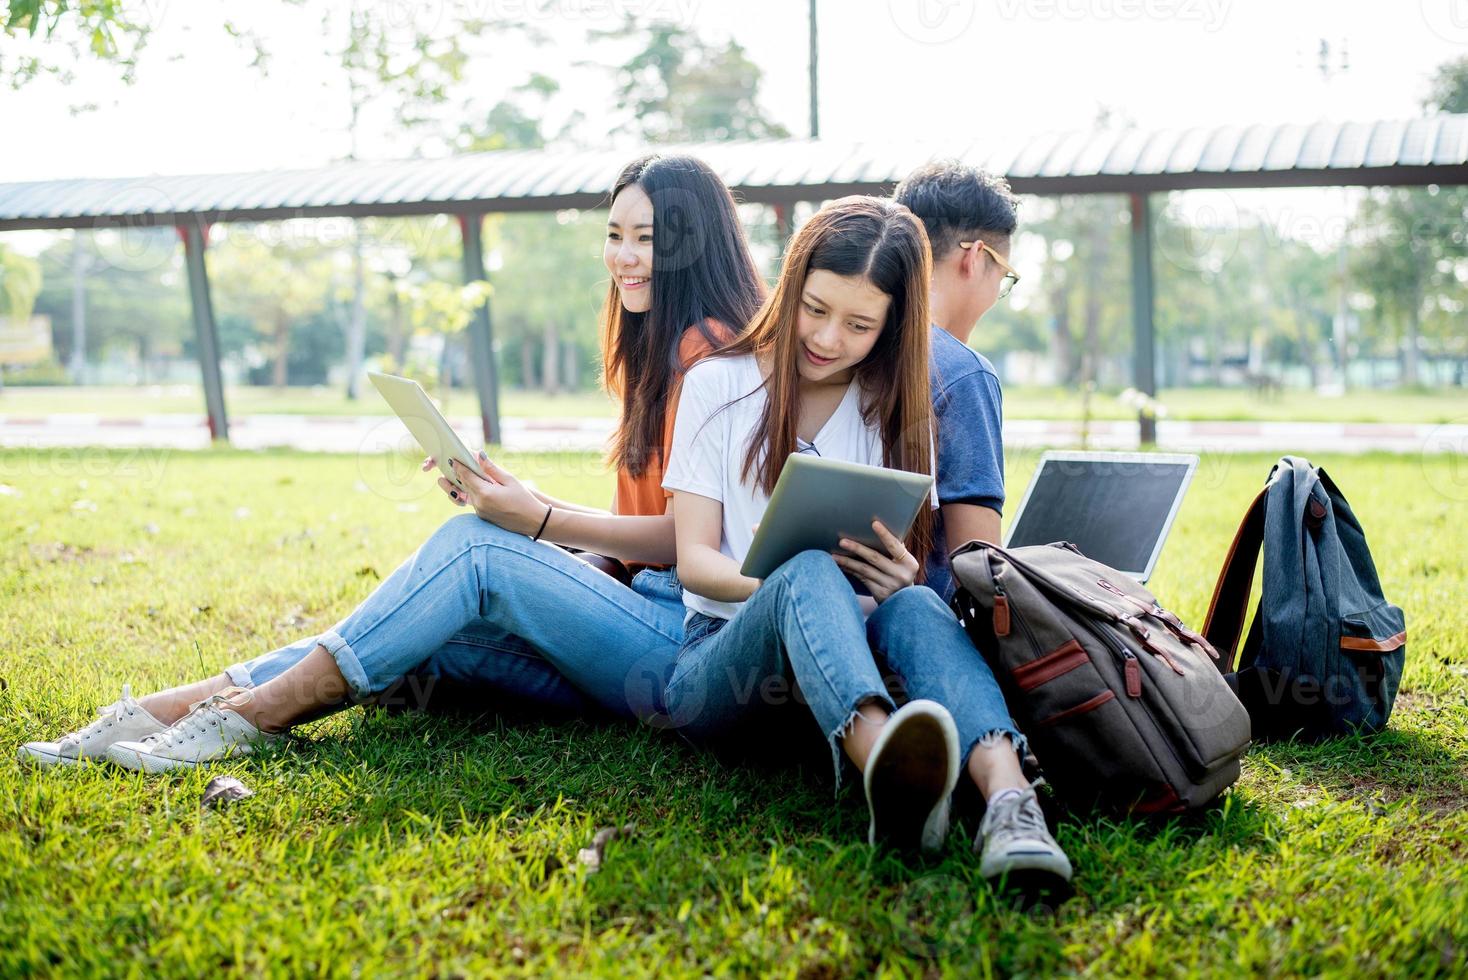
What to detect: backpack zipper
<box><xmin>1089</xmin><ymin>621</ymin><xmax>1143</xmax><ymax>698</ymax></box>
<box><xmin>994</xmin><ymin>584</ymin><xmax>1042</xmax><ymax>657</ymax></box>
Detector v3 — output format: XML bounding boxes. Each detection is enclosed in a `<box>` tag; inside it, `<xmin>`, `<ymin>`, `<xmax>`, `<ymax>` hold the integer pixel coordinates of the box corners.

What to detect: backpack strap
<box><xmin>1202</xmin><ymin>485</ymin><xmax>1268</xmax><ymax>673</ymax></box>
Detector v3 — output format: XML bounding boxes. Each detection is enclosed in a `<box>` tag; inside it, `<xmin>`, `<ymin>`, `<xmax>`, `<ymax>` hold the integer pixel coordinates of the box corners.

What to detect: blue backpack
<box><xmin>1203</xmin><ymin>456</ymin><xmax>1405</xmax><ymax>739</ymax></box>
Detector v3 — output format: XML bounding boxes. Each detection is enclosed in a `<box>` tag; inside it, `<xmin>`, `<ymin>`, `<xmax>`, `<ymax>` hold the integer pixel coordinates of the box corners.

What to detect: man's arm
<box><xmin>941</xmin><ymin>501</ymin><xmax>1002</xmax><ymax>552</ymax></box>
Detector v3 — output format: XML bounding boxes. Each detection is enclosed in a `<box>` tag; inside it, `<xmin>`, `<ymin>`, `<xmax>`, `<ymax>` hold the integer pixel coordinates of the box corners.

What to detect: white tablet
<box><xmin>368</xmin><ymin>371</ymin><xmax>486</xmax><ymax>492</ymax></box>
<box><xmin>740</xmin><ymin>453</ymin><xmax>934</xmax><ymax>580</ymax></box>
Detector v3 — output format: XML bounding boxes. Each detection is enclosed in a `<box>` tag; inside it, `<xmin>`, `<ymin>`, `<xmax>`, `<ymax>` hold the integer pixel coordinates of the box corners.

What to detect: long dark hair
<box><xmin>601</xmin><ymin>154</ymin><xmax>764</xmax><ymax>477</ymax></box>
<box><xmin>719</xmin><ymin>196</ymin><xmax>935</xmax><ymax>568</ymax></box>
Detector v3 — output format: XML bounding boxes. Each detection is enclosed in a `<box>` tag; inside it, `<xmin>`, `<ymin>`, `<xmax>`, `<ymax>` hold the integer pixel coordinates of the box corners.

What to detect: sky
<box><xmin>0</xmin><ymin>0</ymin><xmax>1463</xmax><ymax>249</ymax></box>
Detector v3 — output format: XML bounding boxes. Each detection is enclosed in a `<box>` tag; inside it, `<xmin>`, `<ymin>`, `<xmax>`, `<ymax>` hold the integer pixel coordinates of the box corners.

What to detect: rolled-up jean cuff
<box><xmin>316</xmin><ymin>630</ymin><xmax>372</xmax><ymax>699</ymax></box>
<box><xmin>224</xmin><ymin>663</ymin><xmax>254</xmax><ymax>688</ymax></box>
<box><xmin>960</xmin><ymin>727</ymin><xmax>1028</xmax><ymax>773</ymax></box>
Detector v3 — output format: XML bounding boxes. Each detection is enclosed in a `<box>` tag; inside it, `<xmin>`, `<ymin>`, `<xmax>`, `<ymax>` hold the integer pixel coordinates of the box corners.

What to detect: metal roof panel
<box><xmin>1261</xmin><ymin>123</ymin><xmax>1308</xmax><ymax>170</ymax></box>
<box><xmin>1362</xmin><ymin>120</ymin><xmax>1407</xmax><ymax>168</ymax></box>
<box><xmin>1328</xmin><ymin>121</ymin><xmax>1373</xmax><ymax>169</ymax></box>
<box><xmin>1398</xmin><ymin>118</ymin><xmax>1439</xmax><ymax>166</ymax></box>
<box><xmin>3</xmin><ymin>116</ymin><xmax>1466</xmax><ymax>229</ymax></box>
<box><xmin>1165</xmin><ymin>127</ymin><xmax>1214</xmax><ymax>173</ymax></box>
<box><xmin>1037</xmin><ymin>131</ymin><xmax>1090</xmax><ymax>178</ymax></box>
<box><xmin>1296</xmin><ymin>121</ymin><xmax>1342</xmax><ymax>170</ymax></box>
<box><xmin>1432</xmin><ymin>114</ymin><xmax>1468</xmax><ymax>165</ymax></box>
<box><xmin>1196</xmin><ymin>125</ymin><xmax>1244</xmax><ymax>172</ymax></box>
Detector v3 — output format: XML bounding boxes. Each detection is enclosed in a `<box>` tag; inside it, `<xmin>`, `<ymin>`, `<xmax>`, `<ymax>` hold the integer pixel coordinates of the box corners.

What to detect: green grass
<box><xmin>4</xmin><ymin>383</ymin><xmax>1467</xmax><ymax>424</ymax></box>
<box><xmin>1</xmin><ymin>447</ymin><xmax>1465</xmax><ymax>977</ymax></box>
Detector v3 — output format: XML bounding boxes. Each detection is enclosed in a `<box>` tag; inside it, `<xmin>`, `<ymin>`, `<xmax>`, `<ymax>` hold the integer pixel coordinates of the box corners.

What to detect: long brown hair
<box><xmin>719</xmin><ymin>196</ymin><xmax>935</xmax><ymax>567</ymax></box>
<box><xmin>601</xmin><ymin>154</ymin><xmax>764</xmax><ymax>477</ymax></box>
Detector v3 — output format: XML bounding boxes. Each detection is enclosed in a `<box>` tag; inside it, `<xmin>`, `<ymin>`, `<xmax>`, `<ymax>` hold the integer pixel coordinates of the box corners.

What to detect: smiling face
<box><xmin>604</xmin><ymin>183</ymin><xmax>655</xmax><ymax>314</ymax></box>
<box><xmin>794</xmin><ymin>269</ymin><xmax>891</xmax><ymax>385</ymax></box>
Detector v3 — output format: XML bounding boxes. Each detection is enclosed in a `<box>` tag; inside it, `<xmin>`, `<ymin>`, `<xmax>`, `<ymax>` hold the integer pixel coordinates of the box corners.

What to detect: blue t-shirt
<box><xmin>925</xmin><ymin>326</ymin><xmax>1005</xmax><ymax>602</ymax></box>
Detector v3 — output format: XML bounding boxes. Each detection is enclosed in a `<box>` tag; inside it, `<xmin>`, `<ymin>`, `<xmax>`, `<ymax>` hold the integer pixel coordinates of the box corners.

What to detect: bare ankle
<box><xmin>138</xmin><ymin>674</ymin><xmax>233</xmax><ymax>725</ymax></box>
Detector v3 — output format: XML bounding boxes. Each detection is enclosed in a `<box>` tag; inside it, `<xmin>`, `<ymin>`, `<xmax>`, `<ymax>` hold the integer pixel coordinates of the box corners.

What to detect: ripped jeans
<box><xmin>662</xmin><ymin>550</ymin><xmax>1025</xmax><ymax>789</ymax></box>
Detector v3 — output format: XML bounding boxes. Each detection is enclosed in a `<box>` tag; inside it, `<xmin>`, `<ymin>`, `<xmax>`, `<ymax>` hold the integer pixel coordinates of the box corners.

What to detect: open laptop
<box><xmin>1003</xmin><ymin>451</ymin><xmax>1198</xmax><ymax>583</ymax></box>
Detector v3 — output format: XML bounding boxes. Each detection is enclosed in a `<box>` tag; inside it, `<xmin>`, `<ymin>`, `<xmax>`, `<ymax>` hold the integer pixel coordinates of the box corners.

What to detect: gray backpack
<box><xmin>1202</xmin><ymin>456</ymin><xmax>1405</xmax><ymax>740</ymax></box>
<box><xmin>950</xmin><ymin>541</ymin><xmax>1250</xmax><ymax>813</ymax></box>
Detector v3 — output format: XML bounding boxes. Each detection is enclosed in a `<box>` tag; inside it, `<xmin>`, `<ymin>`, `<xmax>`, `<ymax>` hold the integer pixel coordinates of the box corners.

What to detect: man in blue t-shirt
<box><xmin>887</xmin><ymin>165</ymin><xmax>1073</xmax><ymax>888</ymax></box>
<box><xmin>894</xmin><ymin>162</ymin><xmax>1021</xmax><ymax>603</ymax></box>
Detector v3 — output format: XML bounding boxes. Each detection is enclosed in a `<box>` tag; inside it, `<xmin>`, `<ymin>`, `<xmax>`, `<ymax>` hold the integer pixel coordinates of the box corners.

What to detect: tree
<box><xmin>1</xmin><ymin>0</ymin><xmax>152</xmax><ymax>88</ymax></box>
<box><xmin>1426</xmin><ymin>56</ymin><xmax>1468</xmax><ymax>114</ymax></box>
<box><xmin>31</xmin><ymin>231</ymin><xmax>188</xmax><ymax>382</ymax></box>
<box><xmin>1352</xmin><ymin>187</ymin><xmax>1467</xmax><ymax>385</ymax></box>
<box><xmin>1025</xmin><ymin>195</ymin><xmax>1131</xmax><ymax>386</ymax></box>
<box><xmin>1347</xmin><ymin>56</ymin><xmax>1468</xmax><ymax>386</ymax></box>
<box><xmin>459</xmin><ymin>77</ymin><xmax>606</xmax><ymax>395</ymax></box>
<box><xmin>591</xmin><ymin>19</ymin><xmax>790</xmax><ymax>143</ymax></box>
<box><xmin>1</xmin><ymin>1</ymin><xmax>275</xmax><ymax>97</ymax></box>
<box><xmin>210</xmin><ymin>233</ymin><xmax>334</xmax><ymax>389</ymax></box>
<box><xmin>324</xmin><ymin>5</ymin><xmax>478</xmax><ymax>400</ymax></box>
<box><xmin>0</xmin><ymin>242</ymin><xmax>41</xmax><ymax>322</ymax></box>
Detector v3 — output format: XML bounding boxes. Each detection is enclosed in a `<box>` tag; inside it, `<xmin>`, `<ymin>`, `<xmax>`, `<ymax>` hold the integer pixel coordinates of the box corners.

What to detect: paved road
<box><xmin>1</xmin><ymin>413</ymin><xmax>1464</xmax><ymax>455</ymax></box>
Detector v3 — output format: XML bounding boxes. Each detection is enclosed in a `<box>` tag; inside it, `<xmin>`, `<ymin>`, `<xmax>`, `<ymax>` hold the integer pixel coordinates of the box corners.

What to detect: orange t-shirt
<box><xmin>614</xmin><ymin>321</ymin><xmax>734</xmax><ymax>518</ymax></box>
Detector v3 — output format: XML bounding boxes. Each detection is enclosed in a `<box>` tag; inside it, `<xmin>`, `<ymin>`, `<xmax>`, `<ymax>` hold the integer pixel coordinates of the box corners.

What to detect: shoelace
<box><xmin>984</xmin><ymin>792</ymin><xmax>1049</xmax><ymax>845</ymax></box>
<box><xmin>56</xmin><ymin>684</ymin><xmax>138</xmax><ymax>752</ymax></box>
<box><xmin>152</xmin><ymin>688</ymin><xmax>255</xmax><ymax>748</ymax></box>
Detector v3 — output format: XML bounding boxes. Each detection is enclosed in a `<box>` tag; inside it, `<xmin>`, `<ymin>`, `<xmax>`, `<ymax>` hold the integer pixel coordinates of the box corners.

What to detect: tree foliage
<box><xmin>0</xmin><ymin>242</ymin><xmax>42</xmax><ymax>322</ymax></box>
<box><xmin>591</xmin><ymin>19</ymin><xmax>790</xmax><ymax>143</ymax></box>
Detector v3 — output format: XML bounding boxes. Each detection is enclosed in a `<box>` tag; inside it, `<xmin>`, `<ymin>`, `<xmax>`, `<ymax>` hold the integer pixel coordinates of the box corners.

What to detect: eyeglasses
<box><xmin>958</xmin><ymin>240</ymin><xmax>1020</xmax><ymax>299</ymax></box>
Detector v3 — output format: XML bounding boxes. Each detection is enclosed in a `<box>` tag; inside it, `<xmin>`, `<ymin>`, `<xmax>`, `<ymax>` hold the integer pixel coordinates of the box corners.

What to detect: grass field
<box><xmin>1</xmin><ymin>447</ymin><xmax>1465</xmax><ymax>976</ymax></box>
<box><xmin>3</xmin><ymin>383</ymin><xmax>1467</xmax><ymax>425</ymax></box>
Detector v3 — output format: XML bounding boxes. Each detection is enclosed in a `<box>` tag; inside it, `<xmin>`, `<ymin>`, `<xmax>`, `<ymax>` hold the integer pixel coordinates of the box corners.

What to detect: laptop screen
<box><xmin>1004</xmin><ymin>453</ymin><xmax>1197</xmax><ymax>581</ymax></box>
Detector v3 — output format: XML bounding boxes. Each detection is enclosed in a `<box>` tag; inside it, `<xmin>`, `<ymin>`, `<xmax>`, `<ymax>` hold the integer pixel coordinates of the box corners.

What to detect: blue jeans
<box><xmin>226</xmin><ymin>513</ymin><xmax>687</xmax><ymax>723</ymax></box>
<box><xmin>865</xmin><ymin>584</ymin><xmax>1028</xmax><ymax>767</ymax></box>
<box><xmin>662</xmin><ymin>550</ymin><xmax>1024</xmax><ymax>787</ymax></box>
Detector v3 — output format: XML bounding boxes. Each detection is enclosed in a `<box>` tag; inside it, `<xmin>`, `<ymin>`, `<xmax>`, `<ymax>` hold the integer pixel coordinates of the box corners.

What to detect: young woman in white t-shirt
<box><xmin>662</xmin><ymin>196</ymin><xmax>1071</xmax><ymax>884</ymax></box>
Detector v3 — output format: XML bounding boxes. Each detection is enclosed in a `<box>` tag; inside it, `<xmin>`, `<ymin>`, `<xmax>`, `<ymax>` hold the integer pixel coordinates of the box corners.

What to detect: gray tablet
<box><xmin>740</xmin><ymin>453</ymin><xmax>934</xmax><ymax>580</ymax></box>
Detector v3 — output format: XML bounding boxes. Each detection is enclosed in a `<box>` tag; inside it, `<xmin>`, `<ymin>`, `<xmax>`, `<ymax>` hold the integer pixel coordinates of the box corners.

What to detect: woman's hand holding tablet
<box><xmin>831</xmin><ymin>519</ymin><xmax>921</xmax><ymax>603</ymax></box>
<box><xmin>738</xmin><ymin>454</ymin><xmax>933</xmax><ymax>581</ymax></box>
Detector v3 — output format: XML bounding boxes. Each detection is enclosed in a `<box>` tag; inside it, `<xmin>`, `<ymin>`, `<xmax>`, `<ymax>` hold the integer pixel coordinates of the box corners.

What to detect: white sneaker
<box><xmin>863</xmin><ymin>699</ymin><xmax>960</xmax><ymax>853</ymax></box>
<box><xmin>107</xmin><ymin>687</ymin><xmax>282</xmax><ymax>773</ymax></box>
<box><xmin>975</xmin><ymin>786</ymin><xmax>1074</xmax><ymax>886</ymax></box>
<box><xmin>18</xmin><ymin>685</ymin><xmax>170</xmax><ymax>768</ymax></box>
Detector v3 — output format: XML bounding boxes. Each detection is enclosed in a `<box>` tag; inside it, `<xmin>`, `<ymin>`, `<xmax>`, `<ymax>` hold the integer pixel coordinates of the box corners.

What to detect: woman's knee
<box><xmin>771</xmin><ymin>549</ymin><xmax>844</xmax><ymax>588</ymax></box>
<box><xmin>883</xmin><ymin>584</ymin><xmax>948</xmax><ymax>618</ymax></box>
<box><xmin>430</xmin><ymin>512</ymin><xmax>516</xmax><ymax>552</ymax></box>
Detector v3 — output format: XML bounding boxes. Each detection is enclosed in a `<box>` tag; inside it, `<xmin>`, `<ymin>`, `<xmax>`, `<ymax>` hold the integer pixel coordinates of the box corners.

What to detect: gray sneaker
<box><xmin>975</xmin><ymin>786</ymin><xmax>1073</xmax><ymax>886</ymax></box>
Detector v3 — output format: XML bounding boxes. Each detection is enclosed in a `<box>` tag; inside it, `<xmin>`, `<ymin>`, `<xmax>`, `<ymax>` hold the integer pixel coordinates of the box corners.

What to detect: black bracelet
<box><xmin>531</xmin><ymin>503</ymin><xmax>553</xmax><ymax>542</ymax></box>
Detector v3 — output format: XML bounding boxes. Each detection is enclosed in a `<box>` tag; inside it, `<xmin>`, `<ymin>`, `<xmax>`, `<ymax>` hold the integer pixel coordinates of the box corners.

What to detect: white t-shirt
<box><xmin>662</xmin><ymin>353</ymin><xmax>935</xmax><ymax>621</ymax></box>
